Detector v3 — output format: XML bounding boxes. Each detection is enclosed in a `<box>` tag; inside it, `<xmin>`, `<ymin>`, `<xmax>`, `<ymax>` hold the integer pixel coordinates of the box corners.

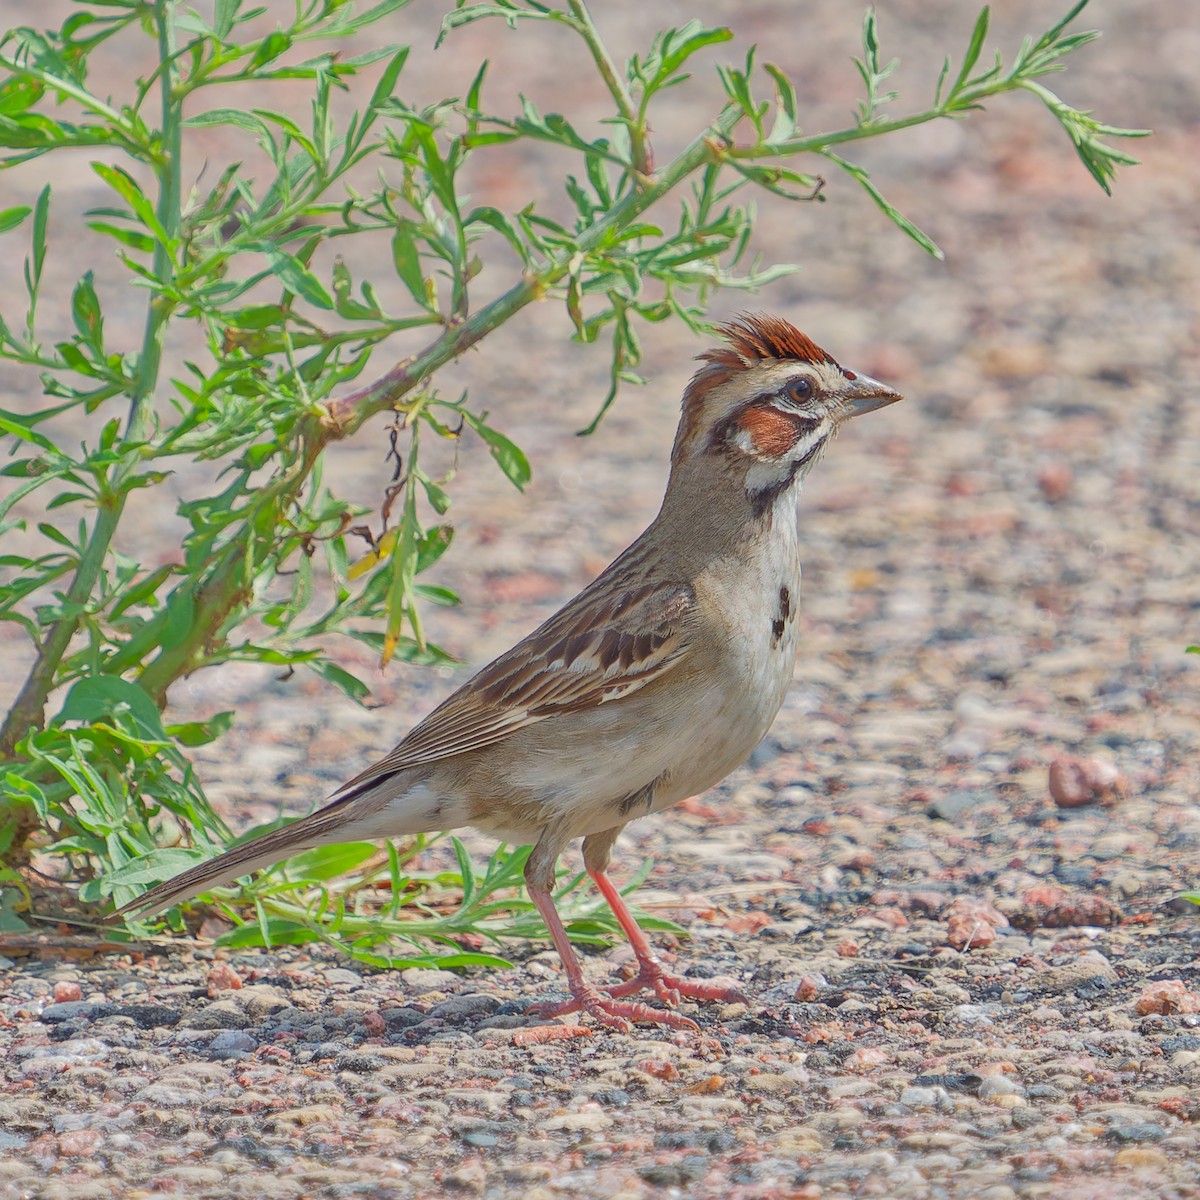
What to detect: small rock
<box><xmin>462</xmin><ymin>1131</ymin><xmax>500</xmax><ymax>1148</ymax></box>
<box><xmin>335</xmin><ymin>1051</ymin><xmax>383</xmax><ymax>1073</ymax></box>
<box><xmin>206</xmin><ymin>963</ymin><xmax>242</xmax><ymax>995</ymax></box>
<box><xmin>240</xmin><ymin>987</ymin><xmax>291</xmax><ymax>1022</ymax></box>
<box><xmin>39</xmin><ymin>1002</ymin><xmax>107</xmax><ymax>1025</ymax></box>
<box><xmin>1114</xmin><ymin>1146</ymin><xmax>1169</xmax><ymax>1168</ymax></box>
<box><xmin>795</xmin><ymin>976</ymin><xmax>822</xmax><ymax>1002</ymax></box>
<box><xmin>323</xmin><ymin>968</ymin><xmax>365</xmax><ymax>988</ymax></box>
<box><xmin>1037</xmin><ymin>461</ymin><xmax>1073</xmax><ymax>502</ymax></box>
<box><xmin>776</xmin><ymin>1127</ymin><xmax>824</xmax><ymax>1152</ymax></box>
<box><xmin>399</xmin><ymin>968</ymin><xmax>462</xmax><ymax>993</ymax></box>
<box><xmin>57</xmin><ymin>1129</ymin><xmax>101</xmax><ymax>1156</ymax></box>
<box><xmin>977</xmin><ymin>1075</ymin><xmax>1025</xmax><ymax>1101</ymax></box>
<box><xmin>382</xmin><ymin>1007</ymin><xmax>427</xmax><ymax>1031</ymax></box>
<box><xmin>1135</xmin><ymin>981</ymin><xmax>1200</xmax><ymax>1016</ymax></box>
<box><xmin>926</xmin><ymin>791</ymin><xmax>982</xmax><ymax>821</ymax></box>
<box><xmin>185</xmin><ymin>1000</ymin><xmax>250</xmax><ymax>1030</ymax></box>
<box><xmin>52</xmin><ymin>981</ymin><xmax>83</xmax><ymax>1004</ymax></box>
<box><xmin>1049</xmin><ymin>754</ymin><xmax>1122</xmax><ymax>808</ymax></box>
<box><xmin>430</xmin><ymin>994</ymin><xmax>503</xmax><ymax>1021</ymax></box>
<box><xmin>206</xmin><ymin>1031</ymin><xmax>258</xmax><ymax>1060</ymax></box>
<box><xmin>1040</xmin><ymin>952</ymin><xmax>1118</xmax><ymax>995</ymax></box>
<box><xmin>947</xmin><ymin>912</ymin><xmax>996</xmax><ymax>950</ymax></box>
<box><xmin>949</xmin><ymin>1004</ymin><xmax>997</xmax><ymax>1027</ymax></box>
<box><xmin>1106</xmin><ymin>1123</ymin><xmax>1165</xmax><ymax>1144</ymax></box>
<box><xmin>540</xmin><ymin>1110</ymin><xmax>612</xmax><ymax>1133</ymax></box>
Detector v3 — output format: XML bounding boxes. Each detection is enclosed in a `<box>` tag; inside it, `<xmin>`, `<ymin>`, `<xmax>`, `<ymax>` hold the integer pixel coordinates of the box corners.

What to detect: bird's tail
<box><xmin>111</xmin><ymin>787</ymin><xmax>399</xmax><ymax>921</ymax></box>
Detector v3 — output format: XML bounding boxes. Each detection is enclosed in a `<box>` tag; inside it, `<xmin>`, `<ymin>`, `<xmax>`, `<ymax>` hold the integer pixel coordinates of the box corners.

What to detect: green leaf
<box><xmin>257</xmin><ymin>244</ymin><xmax>334</xmax><ymax>310</ymax></box>
<box><xmin>763</xmin><ymin>64</ymin><xmax>798</xmax><ymax>146</ymax></box>
<box><xmin>215</xmin><ymin>918</ymin><xmax>322</xmax><ymax>949</ymax></box>
<box><xmin>823</xmin><ymin>151</ymin><xmax>943</xmax><ymax>259</ymax></box>
<box><xmin>166</xmin><ymin>711</ymin><xmax>235</xmax><ymax>747</ymax></box>
<box><xmin>420</xmin><ymin>475</ymin><xmax>451</xmax><ymax>514</ymax></box>
<box><xmin>29</xmin><ymin>184</ymin><xmax>50</xmax><ymax>294</ymax></box>
<box><xmin>416</xmin><ymin>524</ymin><xmax>454</xmax><ymax>572</ymax></box>
<box><xmin>101</xmin><ymin>848</ymin><xmax>213</xmax><ymax>893</ymax></box>
<box><xmin>56</xmin><ymin>676</ymin><xmax>168</xmax><ymax>742</ymax></box>
<box><xmin>952</xmin><ymin>7</ymin><xmax>991</xmax><ymax>97</ymax></box>
<box><xmin>184</xmin><ymin>108</ymin><xmax>270</xmax><ymax>137</ymax></box>
<box><xmin>86</xmin><ymin>220</ymin><xmax>155</xmax><ymax>252</ymax></box>
<box><xmin>391</xmin><ymin>219</ymin><xmax>430</xmax><ymax>307</ymax></box>
<box><xmin>250</xmin><ymin>30</ymin><xmax>292</xmax><ymax>70</ymax></box>
<box><xmin>460</xmin><ymin>412</ymin><xmax>531</xmax><ymax>490</ymax></box>
<box><xmin>283</xmin><ymin>842</ymin><xmax>380</xmax><ymax>882</ymax></box>
<box><xmin>368</xmin><ymin>45</ymin><xmax>410</xmax><ymax>114</ymax></box>
<box><xmin>0</xmin><ymin>205</ymin><xmax>31</xmax><ymax>234</ymax></box>
<box><xmin>465</xmin><ymin>206</ymin><xmax>532</xmax><ymax>267</ymax></box>
<box><xmin>306</xmin><ymin>659</ymin><xmax>371</xmax><ymax>703</ymax></box>
<box><xmin>71</xmin><ymin>271</ymin><xmax>103</xmax><ymax>343</ymax></box>
<box><xmin>91</xmin><ymin>162</ymin><xmax>170</xmax><ymax>248</ymax></box>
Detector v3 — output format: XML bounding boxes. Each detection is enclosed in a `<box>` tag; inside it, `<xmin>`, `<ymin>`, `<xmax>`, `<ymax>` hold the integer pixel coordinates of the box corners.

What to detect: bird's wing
<box><xmin>333</xmin><ymin>576</ymin><xmax>696</xmax><ymax>798</ymax></box>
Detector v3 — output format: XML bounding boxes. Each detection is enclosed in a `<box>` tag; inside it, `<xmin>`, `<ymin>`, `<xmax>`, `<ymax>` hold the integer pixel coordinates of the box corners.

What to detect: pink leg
<box><xmin>589</xmin><ymin>868</ymin><xmax>747</xmax><ymax>1006</ymax></box>
<box><xmin>525</xmin><ymin>884</ymin><xmax>700</xmax><ymax>1032</ymax></box>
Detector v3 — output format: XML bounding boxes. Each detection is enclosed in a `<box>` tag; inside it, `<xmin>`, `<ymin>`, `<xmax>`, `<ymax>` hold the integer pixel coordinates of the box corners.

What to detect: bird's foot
<box><xmin>604</xmin><ymin>962</ymin><xmax>747</xmax><ymax>1007</ymax></box>
<box><xmin>528</xmin><ymin>985</ymin><xmax>699</xmax><ymax>1033</ymax></box>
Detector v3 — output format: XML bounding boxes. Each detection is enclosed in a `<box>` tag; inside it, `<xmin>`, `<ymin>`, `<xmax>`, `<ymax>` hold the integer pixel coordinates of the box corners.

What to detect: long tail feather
<box><xmin>112</xmin><ymin>797</ymin><xmax>388</xmax><ymax>921</ymax></box>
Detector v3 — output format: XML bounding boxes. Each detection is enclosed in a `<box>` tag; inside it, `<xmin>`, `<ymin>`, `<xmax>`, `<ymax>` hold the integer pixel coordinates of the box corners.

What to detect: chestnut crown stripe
<box><xmin>702</xmin><ymin>313</ymin><xmax>838</xmax><ymax>372</ymax></box>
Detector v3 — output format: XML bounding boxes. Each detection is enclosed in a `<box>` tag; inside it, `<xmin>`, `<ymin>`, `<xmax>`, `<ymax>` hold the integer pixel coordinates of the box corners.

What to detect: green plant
<box><xmin>0</xmin><ymin>0</ymin><xmax>1145</xmax><ymax>962</ymax></box>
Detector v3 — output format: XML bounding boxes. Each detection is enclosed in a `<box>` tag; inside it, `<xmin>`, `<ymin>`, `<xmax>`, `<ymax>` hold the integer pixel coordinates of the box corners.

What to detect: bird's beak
<box><xmin>841</xmin><ymin>373</ymin><xmax>904</xmax><ymax>418</ymax></box>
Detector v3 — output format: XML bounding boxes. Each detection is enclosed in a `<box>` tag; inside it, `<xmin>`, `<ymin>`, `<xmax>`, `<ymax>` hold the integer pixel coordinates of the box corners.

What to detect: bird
<box><xmin>116</xmin><ymin>313</ymin><xmax>902</xmax><ymax>1031</ymax></box>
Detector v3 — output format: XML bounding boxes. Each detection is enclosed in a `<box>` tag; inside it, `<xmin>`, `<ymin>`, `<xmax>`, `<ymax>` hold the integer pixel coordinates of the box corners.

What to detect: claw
<box><xmin>605</xmin><ymin>966</ymin><xmax>747</xmax><ymax>1007</ymax></box>
<box><xmin>528</xmin><ymin>986</ymin><xmax>700</xmax><ymax>1033</ymax></box>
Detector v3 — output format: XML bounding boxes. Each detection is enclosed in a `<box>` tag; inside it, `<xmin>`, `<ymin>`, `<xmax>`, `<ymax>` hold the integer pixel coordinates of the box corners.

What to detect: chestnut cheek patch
<box><xmin>737</xmin><ymin>406</ymin><xmax>801</xmax><ymax>458</ymax></box>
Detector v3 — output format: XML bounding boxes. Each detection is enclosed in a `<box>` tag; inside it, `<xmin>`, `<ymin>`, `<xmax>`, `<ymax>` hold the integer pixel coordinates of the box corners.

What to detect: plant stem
<box><xmin>565</xmin><ymin>0</ymin><xmax>651</xmax><ymax>178</ymax></box>
<box><xmin>0</xmin><ymin>3</ymin><xmax>184</xmax><ymax>760</ymax></box>
<box><xmin>732</xmin><ymin>72</ymin><xmax>1048</xmax><ymax>163</ymax></box>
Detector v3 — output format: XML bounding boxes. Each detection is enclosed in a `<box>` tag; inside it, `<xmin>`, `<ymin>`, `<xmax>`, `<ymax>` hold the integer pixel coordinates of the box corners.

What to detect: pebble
<box><xmin>1039</xmin><ymin>953</ymin><xmax>1119</xmax><ymax>995</ymax></box>
<box><xmin>899</xmin><ymin>1086</ymin><xmax>950</xmax><ymax>1109</ymax></box>
<box><xmin>206</xmin><ymin>1031</ymin><xmax>258</xmax><ymax>1059</ymax></box>
<box><xmin>184</xmin><ymin>1000</ymin><xmax>250</xmax><ymax>1030</ymax></box>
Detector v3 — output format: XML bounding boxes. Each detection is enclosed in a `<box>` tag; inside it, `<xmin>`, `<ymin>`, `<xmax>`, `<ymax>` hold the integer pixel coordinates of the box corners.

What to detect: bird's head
<box><xmin>671</xmin><ymin>314</ymin><xmax>902</xmax><ymax>512</ymax></box>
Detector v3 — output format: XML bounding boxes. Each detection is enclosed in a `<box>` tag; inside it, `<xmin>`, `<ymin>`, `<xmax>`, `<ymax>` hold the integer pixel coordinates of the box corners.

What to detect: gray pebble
<box><xmin>430</xmin><ymin>993</ymin><xmax>502</xmax><ymax>1020</ymax></box>
<box><xmin>1106</xmin><ymin>1123</ymin><xmax>1166</xmax><ymax>1143</ymax></box>
<box><xmin>206</xmin><ymin>1031</ymin><xmax>258</xmax><ymax>1059</ymax></box>
<box><xmin>184</xmin><ymin>1001</ymin><xmax>250</xmax><ymax>1030</ymax></box>
<box><xmin>926</xmin><ymin>790</ymin><xmax>985</xmax><ymax>822</ymax></box>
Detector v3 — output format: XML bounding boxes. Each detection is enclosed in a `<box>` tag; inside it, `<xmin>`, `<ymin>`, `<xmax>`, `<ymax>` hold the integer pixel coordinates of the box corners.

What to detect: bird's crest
<box><xmin>702</xmin><ymin>313</ymin><xmax>836</xmax><ymax>373</ymax></box>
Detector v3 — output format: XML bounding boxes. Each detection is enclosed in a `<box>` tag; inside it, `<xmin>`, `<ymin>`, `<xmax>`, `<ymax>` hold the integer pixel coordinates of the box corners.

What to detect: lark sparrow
<box><xmin>118</xmin><ymin>314</ymin><xmax>902</xmax><ymax>1031</ymax></box>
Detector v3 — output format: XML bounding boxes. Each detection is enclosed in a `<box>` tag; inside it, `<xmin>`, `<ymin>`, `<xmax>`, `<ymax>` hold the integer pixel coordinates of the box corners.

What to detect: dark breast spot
<box><xmin>770</xmin><ymin>584</ymin><xmax>794</xmax><ymax>649</ymax></box>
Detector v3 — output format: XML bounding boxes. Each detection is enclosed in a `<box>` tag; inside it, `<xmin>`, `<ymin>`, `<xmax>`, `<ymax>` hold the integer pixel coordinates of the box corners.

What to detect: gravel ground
<box><xmin>3</xmin><ymin>0</ymin><xmax>1200</xmax><ymax>1197</ymax></box>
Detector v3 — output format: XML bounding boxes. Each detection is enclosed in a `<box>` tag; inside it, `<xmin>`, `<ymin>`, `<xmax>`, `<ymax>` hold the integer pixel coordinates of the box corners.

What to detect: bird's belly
<box><xmin>477</xmin><ymin>637</ymin><xmax>795</xmax><ymax>842</ymax></box>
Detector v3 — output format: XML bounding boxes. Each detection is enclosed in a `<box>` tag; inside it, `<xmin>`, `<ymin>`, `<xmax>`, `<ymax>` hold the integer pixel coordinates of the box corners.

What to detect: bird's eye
<box><xmin>783</xmin><ymin>379</ymin><xmax>813</xmax><ymax>405</ymax></box>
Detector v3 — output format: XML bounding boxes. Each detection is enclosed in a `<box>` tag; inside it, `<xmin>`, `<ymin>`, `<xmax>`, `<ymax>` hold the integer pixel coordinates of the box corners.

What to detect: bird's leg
<box><xmin>523</xmin><ymin>829</ymin><xmax>699</xmax><ymax>1032</ymax></box>
<box><xmin>582</xmin><ymin>828</ymin><xmax>746</xmax><ymax>1007</ymax></box>
<box><xmin>587</xmin><ymin>866</ymin><xmax>747</xmax><ymax>1006</ymax></box>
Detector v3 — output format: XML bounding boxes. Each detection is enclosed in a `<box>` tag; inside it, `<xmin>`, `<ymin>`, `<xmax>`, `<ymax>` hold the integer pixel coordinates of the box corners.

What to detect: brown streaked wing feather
<box><xmin>333</xmin><ymin>576</ymin><xmax>696</xmax><ymax>797</ymax></box>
